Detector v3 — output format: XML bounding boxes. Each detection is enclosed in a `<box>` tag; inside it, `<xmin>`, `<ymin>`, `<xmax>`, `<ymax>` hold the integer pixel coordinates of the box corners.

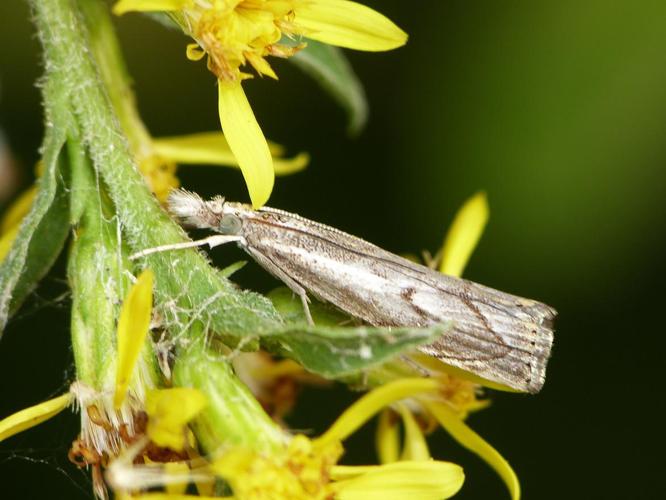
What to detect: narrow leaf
<box><xmin>0</xmin><ymin>108</ymin><xmax>69</xmax><ymax>333</ymax></box>
<box><xmin>268</xmin><ymin>322</ymin><xmax>452</xmax><ymax>378</ymax></box>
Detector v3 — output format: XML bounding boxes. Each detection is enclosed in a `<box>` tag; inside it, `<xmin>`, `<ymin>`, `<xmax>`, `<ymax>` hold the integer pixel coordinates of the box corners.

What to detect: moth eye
<box><xmin>218</xmin><ymin>214</ymin><xmax>242</xmax><ymax>234</ymax></box>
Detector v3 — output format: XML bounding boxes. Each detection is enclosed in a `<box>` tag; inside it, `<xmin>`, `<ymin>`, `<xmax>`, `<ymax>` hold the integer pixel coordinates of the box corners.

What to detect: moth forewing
<box><xmin>164</xmin><ymin>189</ymin><xmax>556</xmax><ymax>393</ymax></box>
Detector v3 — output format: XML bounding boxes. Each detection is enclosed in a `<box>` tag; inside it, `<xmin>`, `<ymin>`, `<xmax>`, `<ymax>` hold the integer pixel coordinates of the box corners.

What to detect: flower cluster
<box><xmin>0</xmin><ymin>1</ymin><xmax>536</xmax><ymax>499</ymax></box>
<box><xmin>113</xmin><ymin>0</ymin><xmax>407</xmax><ymax>207</ymax></box>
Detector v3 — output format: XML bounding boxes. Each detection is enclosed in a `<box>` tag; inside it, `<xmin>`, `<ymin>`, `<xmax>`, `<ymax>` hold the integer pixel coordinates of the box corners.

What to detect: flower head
<box><xmin>113</xmin><ymin>0</ymin><xmax>407</xmax><ymax>207</ymax></box>
<box><xmin>374</xmin><ymin>191</ymin><xmax>521</xmax><ymax>500</ymax></box>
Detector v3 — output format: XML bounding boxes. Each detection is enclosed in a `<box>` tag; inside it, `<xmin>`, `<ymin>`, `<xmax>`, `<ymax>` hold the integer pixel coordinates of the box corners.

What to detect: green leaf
<box><xmin>267</xmin><ymin>322</ymin><xmax>453</xmax><ymax>379</ymax></box>
<box><xmin>290</xmin><ymin>39</ymin><xmax>368</xmax><ymax>135</ymax></box>
<box><xmin>0</xmin><ymin>82</ymin><xmax>70</xmax><ymax>334</ymax></box>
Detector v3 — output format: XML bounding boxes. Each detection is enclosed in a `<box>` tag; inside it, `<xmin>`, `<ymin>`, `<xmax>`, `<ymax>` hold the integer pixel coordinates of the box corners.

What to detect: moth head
<box><xmin>216</xmin><ymin>207</ymin><xmax>243</xmax><ymax>235</ymax></box>
<box><xmin>168</xmin><ymin>189</ymin><xmax>226</xmax><ymax>229</ymax></box>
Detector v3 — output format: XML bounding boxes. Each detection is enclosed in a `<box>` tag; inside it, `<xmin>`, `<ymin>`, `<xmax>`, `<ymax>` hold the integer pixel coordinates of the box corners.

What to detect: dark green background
<box><xmin>1</xmin><ymin>1</ymin><xmax>664</xmax><ymax>498</ymax></box>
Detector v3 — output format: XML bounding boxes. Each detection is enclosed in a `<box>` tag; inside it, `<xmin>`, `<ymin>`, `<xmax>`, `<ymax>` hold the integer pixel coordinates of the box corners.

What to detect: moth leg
<box><xmin>130</xmin><ymin>235</ymin><xmax>242</xmax><ymax>260</ymax></box>
<box><xmin>299</xmin><ymin>291</ymin><xmax>314</xmax><ymax>326</ymax></box>
<box><xmin>245</xmin><ymin>248</ymin><xmax>314</xmax><ymax>326</ymax></box>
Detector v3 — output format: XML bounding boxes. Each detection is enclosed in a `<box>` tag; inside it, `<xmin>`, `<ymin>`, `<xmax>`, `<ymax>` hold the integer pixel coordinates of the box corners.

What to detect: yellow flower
<box><xmin>0</xmin><ymin>269</ymin><xmax>159</xmax><ymax>457</ymax></box>
<box><xmin>106</xmin><ymin>378</ymin><xmax>462</xmax><ymax>499</ymax></box>
<box><xmin>113</xmin><ymin>0</ymin><xmax>407</xmax><ymax>208</ymax></box>
<box><xmin>211</xmin><ymin>378</ymin><xmax>463</xmax><ymax>500</ymax></box>
<box><xmin>374</xmin><ymin>191</ymin><xmax>521</xmax><ymax>500</ymax></box>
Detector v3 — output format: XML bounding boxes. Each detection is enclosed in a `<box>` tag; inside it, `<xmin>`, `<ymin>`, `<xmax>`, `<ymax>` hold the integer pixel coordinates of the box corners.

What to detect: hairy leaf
<box><xmin>267</xmin><ymin>322</ymin><xmax>452</xmax><ymax>378</ymax></box>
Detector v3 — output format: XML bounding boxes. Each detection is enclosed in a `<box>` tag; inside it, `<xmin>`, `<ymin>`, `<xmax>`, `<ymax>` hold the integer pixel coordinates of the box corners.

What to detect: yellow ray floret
<box><xmin>316</xmin><ymin>378</ymin><xmax>439</xmax><ymax>446</ymax></box>
<box><xmin>375</xmin><ymin>409</ymin><xmax>399</xmax><ymax>464</ymax></box>
<box><xmin>113</xmin><ymin>0</ymin><xmax>186</xmax><ymax>15</ymax></box>
<box><xmin>440</xmin><ymin>191</ymin><xmax>489</xmax><ymax>277</ymax></box>
<box><xmin>294</xmin><ymin>0</ymin><xmax>408</xmax><ymax>51</ymax></box>
<box><xmin>330</xmin><ymin>460</ymin><xmax>464</xmax><ymax>500</ymax></box>
<box><xmin>114</xmin><ymin>269</ymin><xmax>154</xmax><ymax>408</ymax></box>
<box><xmin>424</xmin><ymin>400</ymin><xmax>520</xmax><ymax>500</ymax></box>
<box><xmin>218</xmin><ymin>81</ymin><xmax>274</xmax><ymax>208</ymax></box>
<box><xmin>0</xmin><ymin>393</ymin><xmax>72</xmax><ymax>442</ymax></box>
<box><xmin>152</xmin><ymin>131</ymin><xmax>309</xmax><ymax>175</ymax></box>
<box><xmin>396</xmin><ymin>403</ymin><xmax>430</xmax><ymax>462</ymax></box>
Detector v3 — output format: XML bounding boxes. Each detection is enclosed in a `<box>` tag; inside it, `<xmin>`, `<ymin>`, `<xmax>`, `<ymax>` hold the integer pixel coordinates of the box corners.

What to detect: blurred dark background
<box><xmin>1</xmin><ymin>0</ymin><xmax>665</xmax><ymax>498</ymax></box>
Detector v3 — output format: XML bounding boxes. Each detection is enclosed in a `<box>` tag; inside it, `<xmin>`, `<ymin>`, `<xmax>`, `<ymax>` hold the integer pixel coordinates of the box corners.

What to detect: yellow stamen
<box><xmin>114</xmin><ymin>269</ymin><xmax>154</xmax><ymax>408</ymax></box>
<box><xmin>0</xmin><ymin>393</ymin><xmax>72</xmax><ymax>442</ymax></box>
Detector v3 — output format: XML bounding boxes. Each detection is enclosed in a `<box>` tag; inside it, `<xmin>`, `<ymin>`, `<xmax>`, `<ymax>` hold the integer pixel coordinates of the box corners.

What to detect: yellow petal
<box><xmin>113</xmin><ymin>0</ymin><xmax>186</xmax><ymax>15</ymax></box>
<box><xmin>0</xmin><ymin>223</ymin><xmax>20</xmax><ymax>262</ymax></box>
<box><xmin>153</xmin><ymin>132</ymin><xmax>308</xmax><ymax>175</ymax></box>
<box><xmin>1</xmin><ymin>186</ymin><xmax>36</xmax><ymax>234</ymax></box>
<box><xmin>119</xmin><ymin>495</ymin><xmax>227</xmax><ymax>500</ymax></box>
<box><xmin>316</xmin><ymin>378</ymin><xmax>439</xmax><ymax>446</ymax></box>
<box><xmin>330</xmin><ymin>461</ymin><xmax>464</xmax><ymax>500</ymax></box>
<box><xmin>114</xmin><ymin>269</ymin><xmax>154</xmax><ymax>408</ymax></box>
<box><xmin>396</xmin><ymin>404</ymin><xmax>430</xmax><ymax>462</ymax></box>
<box><xmin>0</xmin><ymin>393</ymin><xmax>71</xmax><ymax>442</ymax></box>
<box><xmin>295</xmin><ymin>0</ymin><xmax>408</xmax><ymax>52</ymax></box>
<box><xmin>439</xmin><ymin>191</ymin><xmax>489</xmax><ymax>277</ymax></box>
<box><xmin>217</xmin><ymin>81</ymin><xmax>274</xmax><ymax>208</ymax></box>
<box><xmin>145</xmin><ymin>388</ymin><xmax>207</xmax><ymax>451</ymax></box>
<box><xmin>424</xmin><ymin>401</ymin><xmax>520</xmax><ymax>500</ymax></box>
<box><xmin>375</xmin><ymin>409</ymin><xmax>399</xmax><ymax>464</ymax></box>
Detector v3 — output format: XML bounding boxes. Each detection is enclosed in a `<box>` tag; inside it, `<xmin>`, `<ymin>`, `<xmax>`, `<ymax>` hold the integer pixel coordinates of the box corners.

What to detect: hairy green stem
<box><xmin>31</xmin><ymin>0</ymin><xmax>282</xmax><ymax>341</ymax></box>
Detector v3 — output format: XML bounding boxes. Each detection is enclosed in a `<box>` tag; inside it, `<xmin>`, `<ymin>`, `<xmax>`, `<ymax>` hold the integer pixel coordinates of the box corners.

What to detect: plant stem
<box><xmin>31</xmin><ymin>0</ymin><xmax>282</xmax><ymax>340</ymax></box>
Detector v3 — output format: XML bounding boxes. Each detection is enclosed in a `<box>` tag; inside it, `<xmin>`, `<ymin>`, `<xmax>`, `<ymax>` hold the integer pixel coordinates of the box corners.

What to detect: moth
<box><xmin>134</xmin><ymin>189</ymin><xmax>556</xmax><ymax>393</ymax></box>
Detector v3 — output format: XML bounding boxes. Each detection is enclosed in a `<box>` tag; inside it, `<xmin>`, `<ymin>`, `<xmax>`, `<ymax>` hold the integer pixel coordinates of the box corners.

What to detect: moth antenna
<box><xmin>167</xmin><ymin>189</ymin><xmax>222</xmax><ymax>229</ymax></box>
